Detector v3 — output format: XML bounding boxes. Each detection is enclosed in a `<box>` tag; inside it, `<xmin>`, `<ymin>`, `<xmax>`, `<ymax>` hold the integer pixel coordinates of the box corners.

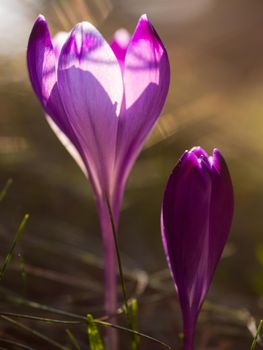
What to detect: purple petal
<box><xmin>190</xmin><ymin>146</ymin><xmax>208</xmax><ymax>159</ymax></box>
<box><xmin>57</xmin><ymin>21</ymin><xmax>124</xmax><ymax>197</ymax></box>
<box><xmin>208</xmin><ymin>149</ymin><xmax>234</xmax><ymax>274</ymax></box>
<box><xmin>44</xmin><ymin>30</ymin><xmax>88</xmax><ymax>174</ymax></box>
<box><xmin>110</xmin><ymin>28</ymin><xmax>131</xmax><ymax>69</ymax></box>
<box><xmin>124</xmin><ymin>15</ymin><xmax>170</xmax><ymax>108</ymax></box>
<box><xmin>161</xmin><ymin>148</ymin><xmax>233</xmax><ymax>350</ymax></box>
<box><xmin>123</xmin><ymin>14</ymin><xmax>170</xmax><ymax>111</ymax></box>
<box><xmin>52</xmin><ymin>31</ymin><xmax>69</xmax><ymax>59</ymax></box>
<box><xmin>161</xmin><ymin>151</ymin><xmax>212</xmax><ymax>314</ymax></box>
<box><xmin>27</xmin><ymin>15</ymin><xmax>56</xmax><ymax>106</ymax></box>
<box><xmin>27</xmin><ymin>16</ymin><xmax>88</xmax><ymax>177</ymax></box>
<box><xmin>113</xmin><ymin>14</ymin><xmax>170</xmax><ymax>208</ymax></box>
<box><xmin>46</xmin><ymin>115</ymin><xmax>87</xmax><ymax>176</ymax></box>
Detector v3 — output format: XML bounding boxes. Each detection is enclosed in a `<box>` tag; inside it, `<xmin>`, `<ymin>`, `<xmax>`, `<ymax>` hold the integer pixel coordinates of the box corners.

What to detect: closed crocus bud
<box><xmin>161</xmin><ymin>147</ymin><xmax>234</xmax><ymax>350</ymax></box>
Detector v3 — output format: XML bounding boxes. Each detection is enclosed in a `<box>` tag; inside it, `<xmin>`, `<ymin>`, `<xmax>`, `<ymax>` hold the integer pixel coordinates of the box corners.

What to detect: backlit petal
<box><xmin>114</xmin><ymin>15</ymin><xmax>170</xmax><ymax>208</ymax></box>
<box><xmin>27</xmin><ymin>15</ymin><xmax>56</xmax><ymax>106</ymax></box>
<box><xmin>52</xmin><ymin>31</ymin><xmax>69</xmax><ymax>59</ymax></box>
<box><xmin>58</xmin><ymin>21</ymin><xmax>124</xmax><ymax>196</ymax></box>
<box><xmin>27</xmin><ymin>16</ymin><xmax>88</xmax><ymax>178</ymax></box>
<box><xmin>110</xmin><ymin>28</ymin><xmax>130</xmax><ymax>69</ymax></box>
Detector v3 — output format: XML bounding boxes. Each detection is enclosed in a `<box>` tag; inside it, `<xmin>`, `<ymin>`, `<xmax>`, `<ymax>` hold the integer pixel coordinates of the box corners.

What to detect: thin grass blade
<box><xmin>0</xmin><ymin>315</ymin><xmax>70</xmax><ymax>350</ymax></box>
<box><xmin>87</xmin><ymin>314</ymin><xmax>105</xmax><ymax>350</ymax></box>
<box><xmin>0</xmin><ymin>337</ymin><xmax>37</xmax><ymax>350</ymax></box>
<box><xmin>66</xmin><ymin>329</ymin><xmax>81</xmax><ymax>350</ymax></box>
<box><xmin>130</xmin><ymin>298</ymin><xmax>140</xmax><ymax>350</ymax></box>
<box><xmin>0</xmin><ymin>312</ymin><xmax>81</xmax><ymax>324</ymax></box>
<box><xmin>0</xmin><ymin>179</ymin><xmax>13</xmax><ymax>202</ymax></box>
<box><xmin>0</xmin><ymin>214</ymin><xmax>29</xmax><ymax>280</ymax></box>
<box><xmin>18</xmin><ymin>252</ymin><xmax>28</xmax><ymax>290</ymax></box>
<box><xmin>250</xmin><ymin>320</ymin><xmax>263</xmax><ymax>350</ymax></box>
<box><xmin>95</xmin><ymin>319</ymin><xmax>173</xmax><ymax>349</ymax></box>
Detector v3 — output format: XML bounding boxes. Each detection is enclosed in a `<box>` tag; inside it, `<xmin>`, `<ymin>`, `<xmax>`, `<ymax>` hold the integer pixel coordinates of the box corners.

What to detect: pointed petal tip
<box><xmin>190</xmin><ymin>146</ymin><xmax>209</xmax><ymax>159</ymax></box>
<box><xmin>37</xmin><ymin>14</ymin><xmax>46</xmax><ymax>21</ymax></box>
<box><xmin>133</xmin><ymin>13</ymin><xmax>155</xmax><ymax>39</ymax></box>
<box><xmin>211</xmin><ymin>148</ymin><xmax>225</xmax><ymax>173</ymax></box>
<box><xmin>181</xmin><ymin>149</ymin><xmax>189</xmax><ymax>159</ymax></box>
<box><xmin>140</xmin><ymin>14</ymin><xmax>149</xmax><ymax>21</ymax></box>
<box><xmin>212</xmin><ymin>148</ymin><xmax>220</xmax><ymax>157</ymax></box>
<box><xmin>33</xmin><ymin>14</ymin><xmax>47</xmax><ymax>27</ymax></box>
<box><xmin>132</xmin><ymin>13</ymin><xmax>168</xmax><ymax>57</ymax></box>
<box><xmin>27</xmin><ymin>12</ymin><xmax>59</xmax><ymax>112</ymax></box>
<box><xmin>187</xmin><ymin>151</ymin><xmax>202</xmax><ymax>168</ymax></box>
<box><xmin>176</xmin><ymin>150</ymin><xmax>200</xmax><ymax>173</ymax></box>
<box><xmin>73</xmin><ymin>20</ymin><xmax>97</xmax><ymax>34</ymax></box>
<box><xmin>59</xmin><ymin>21</ymin><xmax>102</xmax><ymax>60</ymax></box>
<box><xmin>29</xmin><ymin>14</ymin><xmax>50</xmax><ymax>43</ymax></box>
<box><xmin>175</xmin><ymin>150</ymin><xmax>189</xmax><ymax>169</ymax></box>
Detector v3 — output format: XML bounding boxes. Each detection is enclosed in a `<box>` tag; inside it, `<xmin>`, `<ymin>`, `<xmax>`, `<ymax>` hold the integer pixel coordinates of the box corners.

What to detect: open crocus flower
<box><xmin>161</xmin><ymin>147</ymin><xmax>234</xmax><ymax>350</ymax></box>
<box><xmin>27</xmin><ymin>13</ymin><xmax>170</xmax><ymax>329</ymax></box>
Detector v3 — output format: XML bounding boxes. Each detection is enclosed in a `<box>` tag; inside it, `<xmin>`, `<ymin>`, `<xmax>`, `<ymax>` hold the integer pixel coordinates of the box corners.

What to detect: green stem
<box><xmin>0</xmin><ymin>337</ymin><xmax>36</xmax><ymax>350</ymax></box>
<box><xmin>250</xmin><ymin>320</ymin><xmax>263</xmax><ymax>350</ymax></box>
<box><xmin>66</xmin><ymin>329</ymin><xmax>81</xmax><ymax>350</ymax></box>
<box><xmin>0</xmin><ymin>214</ymin><xmax>29</xmax><ymax>280</ymax></box>
<box><xmin>0</xmin><ymin>312</ymin><xmax>81</xmax><ymax>324</ymax></box>
<box><xmin>104</xmin><ymin>196</ymin><xmax>130</xmax><ymax>320</ymax></box>
<box><xmin>0</xmin><ymin>315</ymin><xmax>70</xmax><ymax>350</ymax></box>
<box><xmin>0</xmin><ymin>178</ymin><xmax>13</xmax><ymax>202</ymax></box>
<box><xmin>105</xmin><ymin>195</ymin><xmax>141</xmax><ymax>350</ymax></box>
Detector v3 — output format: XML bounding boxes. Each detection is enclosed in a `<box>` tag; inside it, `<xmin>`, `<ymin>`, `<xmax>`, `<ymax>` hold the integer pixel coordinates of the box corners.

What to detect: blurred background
<box><xmin>0</xmin><ymin>0</ymin><xmax>263</xmax><ymax>349</ymax></box>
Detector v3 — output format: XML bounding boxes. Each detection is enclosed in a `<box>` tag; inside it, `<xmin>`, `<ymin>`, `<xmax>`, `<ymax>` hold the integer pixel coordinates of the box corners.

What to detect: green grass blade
<box><xmin>18</xmin><ymin>252</ymin><xmax>28</xmax><ymax>290</ymax></box>
<box><xmin>105</xmin><ymin>195</ymin><xmax>130</xmax><ymax>317</ymax></box>
<box><xmin>87</xmin><ymin>314</ymin><xmax>105</xmax><ymax>350</ymax></box>
<box><xmin>0</xmin><ymin>337</ymin><xmax>37</xmax><ymax>350</ymax></box>
<box><xmin>0</xmin><ymin>288</ymin><xmax>172</xmax><ymax>349</ymax></box>
<box><xmin>65</xmin><ymin>329</ymin><xmax>81</xmax><ymax>350</ymax></box>
<box><xmin>250</xmin><ymin>320</ymin><xmax>263</xmax><ymax>350</ymax></box>
<box><xmin>0</xmin><ymin>288</ymin><xmax>87</xmax><ymax>320</ymax></box>
<box><xmin>0</xmin><ymin>213</ymin><xmax>29</xmax><ymax>281</ymax></box>
<box><xmin>130</xmin><ymin>298</ymin><xmax>140</xmax><ymax>350</ymax></box>
<box><xmin>0</xmin><ymin>178</ymin><xmax>13</xmax><ymax>202</ymax></box>
<box><xmin>0</xmin><ymin>311</ymin><xmax>81</xmax><ymax>325</ymax></box>
<box><xmin>95</xmin><ymin>319</ymin><xmax>173</xmax><ymax>349</ymax></box>
<box><xmin>0</xmin><ymin>315</ymin><xmax>70</xmax><ymax>350</ymax></box>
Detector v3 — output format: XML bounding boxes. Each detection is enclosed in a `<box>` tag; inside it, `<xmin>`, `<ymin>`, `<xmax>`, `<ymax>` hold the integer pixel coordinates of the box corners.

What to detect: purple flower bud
<box><xmin>161</xmin><ymin>147</ymin><xmax>234</xmax><ymax>350</ymax></box>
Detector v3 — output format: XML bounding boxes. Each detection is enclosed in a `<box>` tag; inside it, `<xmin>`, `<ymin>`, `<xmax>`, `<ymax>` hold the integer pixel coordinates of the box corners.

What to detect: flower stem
<box><xmin>105</xmin><ymin>195</ymin><xmax>140</xmax><ymax>350</ymax></box>
<box><xmin>105</xmin><ymin>195</ymin><xmax>130</xmax><ymax>319</ymax></box>
<box><xmin>183</xmin><ymin>316</ymin><xmax>196</xmax><ymax>350</ymax></box>
<box><xmin>99</xmin><ymin>203</ymin><xmax>118</xmax><ymax>350</ymax></box>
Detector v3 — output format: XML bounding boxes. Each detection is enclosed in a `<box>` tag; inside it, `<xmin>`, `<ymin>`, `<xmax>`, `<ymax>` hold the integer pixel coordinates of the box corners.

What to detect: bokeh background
<box><xmin>0</xmin><ymin>0</ymin><xmax>263</xmax><ymax>349</ymax></box>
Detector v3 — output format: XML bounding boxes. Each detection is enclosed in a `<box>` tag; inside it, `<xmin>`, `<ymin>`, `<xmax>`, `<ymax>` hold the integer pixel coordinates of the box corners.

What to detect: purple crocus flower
<box><xmin>161</xmin><ymin>147</ymin><xmax>234</xmax><ymax>350</ymax></box>
<box><xmin>27</xmin><ymin>12</ymin><xmax>169</xmax><ymax>333</ymax></box>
